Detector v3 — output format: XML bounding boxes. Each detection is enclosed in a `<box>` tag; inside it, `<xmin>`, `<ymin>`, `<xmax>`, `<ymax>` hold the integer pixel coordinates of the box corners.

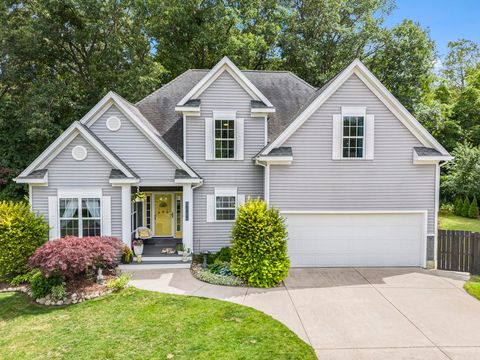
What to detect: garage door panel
<box><xmin>285</xmin><ymin>213</ymin><xmax>425</xmax><ymax>267</ymax></box>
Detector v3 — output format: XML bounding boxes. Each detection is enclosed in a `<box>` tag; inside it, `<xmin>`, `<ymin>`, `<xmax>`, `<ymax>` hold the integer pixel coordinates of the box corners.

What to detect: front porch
<box><xmin>119</xmin><ymin>184</ymin><xmax>195</xmax><ymax>267</ymax></box>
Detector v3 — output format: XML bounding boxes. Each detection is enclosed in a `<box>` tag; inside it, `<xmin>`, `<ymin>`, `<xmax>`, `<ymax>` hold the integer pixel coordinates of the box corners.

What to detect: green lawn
<box><xmin>0</xmin><ymin>288</ymin><xmax>315</xmax><ymax>360</ymax></box>
<box><xmin>438</xmin><ymin>213</ymin><xmax>480</xmax><ymax>232</ymax></box>
<box><xmin>465</xmin><ymin>276</ymin><xmax>480</xmax><ymax>301</ymax></box>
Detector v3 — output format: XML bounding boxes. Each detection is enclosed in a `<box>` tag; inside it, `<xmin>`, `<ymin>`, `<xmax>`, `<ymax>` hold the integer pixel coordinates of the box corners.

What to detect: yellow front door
<box><xmin>154</xmin><ymin>193</ymin><xmax>172</xmax><ymax>237</ymax></box>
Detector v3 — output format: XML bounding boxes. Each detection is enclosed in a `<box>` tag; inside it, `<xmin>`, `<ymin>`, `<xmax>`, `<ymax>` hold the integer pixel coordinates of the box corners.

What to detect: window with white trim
<box><xmin>59</xmin><ymin>197</ymin><xmax>101</xmax><ymax>237</ymax></box>
<box><xmin>341</xmin><ymin>107</ymin><xmax>366</xmax><ymax>159</ymax></box>
<box><xmin>215</xmin><ymin>119</ymin><xmax>235</xmax><ymax>159</ymax></box>
<box><xmin>215</xmin><ymin>195</ymin><xmax>236</xmax><ymax>221</ymax></box>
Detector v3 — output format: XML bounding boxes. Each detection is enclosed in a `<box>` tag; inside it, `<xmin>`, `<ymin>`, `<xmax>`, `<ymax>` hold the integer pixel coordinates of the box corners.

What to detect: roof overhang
<box><xmin>413</xmin><ymin>151</ymin><xmax>453</xmax><ymax>165</ymax></box>
<box><xmin>177</xmin><ymin>56</ymin><xmax>274</xmax><ymax>109</ymax></box>
<box><xmin>15</xmin><ymin>170</ymin><xmax>49</xmax><ymax>185</ymax></box>
<box><xmin>109</xmin><ymin>178</ymin><xmax>141</xmax><ymax>185</ymax></box>
<box><xmin>255</xmin><ymin>156</ymin><xmax>293</xmax><ymax>165</ymax></box>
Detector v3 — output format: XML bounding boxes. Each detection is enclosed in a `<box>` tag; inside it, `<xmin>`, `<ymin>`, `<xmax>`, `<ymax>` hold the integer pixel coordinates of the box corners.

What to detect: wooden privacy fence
<box><xmin>437</xmin><ymin>230</ymin><xmax>480</xmax><ymax>274</ymax></box>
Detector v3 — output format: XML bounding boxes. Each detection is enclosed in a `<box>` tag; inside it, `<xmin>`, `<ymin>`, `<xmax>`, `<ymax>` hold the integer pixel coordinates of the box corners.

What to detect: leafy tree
<box><xmin>280</xmin><ymin>0</ymin><xmax>394</xmax><ymax>86</ymax></box>
<box><xmin>469</xmin><ymin>196</ymin><xmax>479</xmax><ymax>219</ymax></box>
<box><xmin>442</xmin><ymin>143</ymin><xmax>480</xmax><ymax>200</ymax></box>
<box><xmin>462</xmin><ymin>197</ymin><xmax>470</xmax><ymax>218</ymax></box>
<box><xmin>367</xmin><ymin>20</ymin><xmax>436</xmax><ymax>111</ymax></box>
<box><xmin>443</xmin><ymin>39</ymin><xmax>480</xmax><ymax>90</ymax></box>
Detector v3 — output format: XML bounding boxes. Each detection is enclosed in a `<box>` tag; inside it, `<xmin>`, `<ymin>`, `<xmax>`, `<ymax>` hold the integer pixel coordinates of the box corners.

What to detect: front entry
<box><xmin>154</xmin><ymin>193</ymin><xmax>173</xmax><ymax>237</ymax></box>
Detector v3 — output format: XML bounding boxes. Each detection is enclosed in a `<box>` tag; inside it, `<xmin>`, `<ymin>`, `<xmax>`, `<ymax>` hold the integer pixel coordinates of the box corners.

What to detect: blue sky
<box><xmin>385</xmin><ymin>0</ymin><xmax>480</xmax><ymax>58</ymax></box>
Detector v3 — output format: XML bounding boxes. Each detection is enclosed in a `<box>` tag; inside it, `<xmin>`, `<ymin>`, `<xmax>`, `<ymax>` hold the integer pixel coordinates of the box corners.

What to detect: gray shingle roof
<box><xmin>175</xmin><ymin>169</ymin><xmax>200</xmax><ymax>180</ymax></box>
<box><xmin>19</xmin><ymin>169</ymin><xmax>47</xmax><ymax>179</ymax></box>
<box><xmin>414</xmin><ymin>147</ymin><xmax>443</xmax><ymax>157</ymax></box>
<box><xmin>109</xmin><ymin>169</ymin><xmax>127</xmax><ymax>179</ymax></box>
<box><xmin>136</xmin><ymin>69</ymin><xmax>316</xmax><ymax>157</ymax></box>
<box><xmin>266</xmin><ymin>147</ymin><xmax>293</xmax><ymax>157</ymax></box>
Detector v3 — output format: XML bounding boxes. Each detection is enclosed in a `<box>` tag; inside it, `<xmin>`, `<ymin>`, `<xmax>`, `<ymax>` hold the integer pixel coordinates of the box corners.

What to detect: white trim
<box><xmin>264</xmin><ymin>116</ymin><xmax>268</xmax><ymax>146</ymax></box>
<box><xmin>16</xmin><ymin>171</ymin><xmax>48</xmax><ymax>184</ymax></box>
<box><xmin>413</xmin><ymin>150</ymin><xmax>453</xmax><ymax>164</ymax></box>
<box><xmin>175</xmin><ymin>106</ymin><xmax>200</xmax><ymax>115</ymax></box>
<box><xmin>101</xmin><ymin>196</ymin><xmax>112</xmax><ymax>236</ymax></box>
<box><xmin>255</xmin><ymin>157</ymin><xmax>293</xmax><ymax>165</ymax></box>
<box><xmin>109</xmin><ymin>178</ymin><xmax>140</xmax><ymax>185</ymax></box>
<box><xmin>183</xmin><ymin>114</ymin><xmax>187</xmax><ymax>162</ymax></box>
<box><xmin>177</xmin><ymin>57</ymin><xmax>274</xmax><ymax>108</ymax></box>
<box><xmin>48</xmin><ymin>196</ymin><xmax>59</xmax><ymax>240</ymax></box>
<box><xmin>281</xmin><ymin>209</ymin><xmax>428</xmax><ymax>268</ymax></box>
<box><xmin>17</xmin><ymin>122</ymin><xmax>136</xmax><ymax>180</ymax></box>
<box><xmin>71</xmin><ymin>145</ymin><xmax>88</xmax><ymax>161</ymax></box>
<box><xmin>57</xmin><ymin>189</ymin><xmax>102</xmax><ymax>198</ymax></box>
<box><xmin>28</xmin><ymin>185</ymin><xmax>32</xmax><ymax>210</ymax></box>
<box><xmin>121</xmin><ymin>185</ymin><xmax>131</xmax><ymax>246</ymax></box>
<box><xmin>79</xmin><ymin>91</ymin><xmax>197</xmax><ymax>178</ymax></box>
<box><xmin>261</xmin><ymin>59</ymin><xmax>449</xmax><ymax>156</ymax></box>
<box><xmin>265</xmin><ymin>164</ymin><xmax>270</xmax><ymax>206</ymax></box>
<box><xmin>182</xmin><ymin>184</ymin><xmax>193</xmax><ymax>251</ymax></box>
<box><xmin>174</xmin><ymin>178</ymin><xmax>203</xmax><ymax>185</ymax></box>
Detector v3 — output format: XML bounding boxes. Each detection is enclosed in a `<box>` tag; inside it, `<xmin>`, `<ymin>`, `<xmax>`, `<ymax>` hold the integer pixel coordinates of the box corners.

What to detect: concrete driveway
<box><xmin>126</xmin><ymin>267</ymin><xmax>480</xmax><ymax>360</ymax></box>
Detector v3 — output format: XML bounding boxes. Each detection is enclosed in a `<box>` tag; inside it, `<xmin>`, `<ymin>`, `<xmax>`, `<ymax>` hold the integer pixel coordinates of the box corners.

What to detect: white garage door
<box><xmin>284</xmin><ymin>212</ymin><xmax>426</xmax><ymax>267</ymax></box>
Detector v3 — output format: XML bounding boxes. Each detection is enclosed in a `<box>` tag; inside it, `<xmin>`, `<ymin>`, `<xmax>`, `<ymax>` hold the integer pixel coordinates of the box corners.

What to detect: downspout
<box><xmin>255</xmin><ymin>159</ymin><xmax>269</xmax><ymax>206</ymax></box>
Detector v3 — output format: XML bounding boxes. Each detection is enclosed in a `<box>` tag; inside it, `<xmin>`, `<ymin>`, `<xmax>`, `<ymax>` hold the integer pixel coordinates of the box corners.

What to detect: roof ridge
<box><xmin>136</xmin><ymin>69</ymin><xmax>195</xmax><ymax>106</ymax></box>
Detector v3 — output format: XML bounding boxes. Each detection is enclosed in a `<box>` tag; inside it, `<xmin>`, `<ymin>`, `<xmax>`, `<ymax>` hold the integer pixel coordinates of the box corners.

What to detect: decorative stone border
<box><xmin>0</xmin><ymin>284</ymin><xmax>113</xmax><ymax>306</ymax></box>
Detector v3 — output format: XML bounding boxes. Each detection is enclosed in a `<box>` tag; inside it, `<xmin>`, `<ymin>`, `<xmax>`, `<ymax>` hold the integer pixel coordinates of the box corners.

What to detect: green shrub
<box><xmin>30</xmin><ymin>271</ymin><xmax>64</xmax><ymax>299</ymax></box>
<box><xmin>106</xmin><ymin>274</ymin><xmax>131</xmax><ymax>291</ymax></box>
<box><xmin>462</xmin><ymin>197</ymin><xmax>471</xmax><ymax>217</ymax></box>
<box><xmin>208</xmin><ymin>261</ymin><xmax>233</xmax><ymax>276</ymax></box>
<box><xmin>50</xmin><ymin>284</ymin><xmax>67</xmax><ymax>301</ymax></box>
<box><xmin>215</xmin><ymin>247</ymin><xmax>232</xmax><ymax>263</ymax></box>
<box><xmin>230</xmin><ymin>198</ymin><xmax>290</xmax><ymax>288</ymax></box>
<box><xmin>9</xmin><ymin>269</ymin><xmax>38</xmax><ymax>286</ymax></box>
<box><xmin>469</xmin><ymin>197</ymin><xmax>479</xmax><ymax>219</ymax></box>
<box><xmin>0</xmin><ymin>201</ymin><xmax>49</xmax><ymax>279</ymax></box>
<box><xmin>439</xmin><ymin>203</ymin><xmax>454</xmax><ymax>215</ymax></box>
<box><xmin>195</xmin><ymin>269</ymin><xmax>244</xmax><ymax>286</ymax></box>
<box><xmin>454</xmin><ymin>197</ymin><xmax>463</xmax><ymax>215</ymax></box>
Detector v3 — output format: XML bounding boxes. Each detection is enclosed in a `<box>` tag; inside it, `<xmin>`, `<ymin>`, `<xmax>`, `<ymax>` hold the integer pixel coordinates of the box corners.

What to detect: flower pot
<box><xmin>134</xmin><ymin>245</ymin><xmax>144</xmax><ymax>256</ymax></box>
<box><xmin>177</xmin><ymin>251</ymin><xmax>184</xmax><ymax>256</ymax></box>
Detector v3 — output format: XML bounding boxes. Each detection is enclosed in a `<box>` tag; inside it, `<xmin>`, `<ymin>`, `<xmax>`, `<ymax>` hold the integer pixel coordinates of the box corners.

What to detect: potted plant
<box><xmin>182</xmin><ymin>248</ymin><xmax>191</xmax><ymax>263</ymax></box>
<box><xmin>176</xmin><ymin>243</ymin><xmax>185</xmax><ymax>255</ymax></box>
<box><xmin>133</xmin><ymin>240</ymin><xmax>144</xmax><ymax>263</ymax></box>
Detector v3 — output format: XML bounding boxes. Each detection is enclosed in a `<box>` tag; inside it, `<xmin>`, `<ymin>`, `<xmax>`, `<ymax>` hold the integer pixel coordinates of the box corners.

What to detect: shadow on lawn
<box><xmin>0</xmin><ymin>291</ymin><xmax>60</xmax><ymax>321</ymax></box>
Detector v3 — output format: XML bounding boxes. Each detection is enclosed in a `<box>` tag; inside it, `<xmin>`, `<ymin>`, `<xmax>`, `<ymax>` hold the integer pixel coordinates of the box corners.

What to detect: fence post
<box><xmin>473</xmin><ymin>233</ymin><xmax>480</xmax><ymax>275</ymax></box>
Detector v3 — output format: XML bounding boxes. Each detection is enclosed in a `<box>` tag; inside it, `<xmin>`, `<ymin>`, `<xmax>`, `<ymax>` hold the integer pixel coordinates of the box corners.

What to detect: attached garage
<box><xmin>283</xmin><ymin>211</ymin><xmax>427</xmax><ymax>268</ymax></box>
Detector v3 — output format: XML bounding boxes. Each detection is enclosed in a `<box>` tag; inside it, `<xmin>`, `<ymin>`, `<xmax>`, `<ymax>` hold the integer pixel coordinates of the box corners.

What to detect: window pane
<box><xmin>82</xmin><ymin>219</ymin><xmax>101</xmax><ymax>237</ymax></box>
<box><xmin>82</xmin><ymin>198</ymin><xmax>100</xmax><ymax>218</ymax></box>
<box><xmin>216</xmin><ymin>209</ymin><xmax>236</xmax><ymax>221</ymax></box>
<box><xmin>60</xmin><ymin>219</ymin><xmax>79</xmax><ymax>237</ymax></box>
<box><xmin>59</xmin><ymin>198</ymin><xmax>78</xmax><ymax>219</ymax></box>
<box><xmin>215</xmin><ymin>119</ymin><xmax>235</xmax><ymax>158</ymax></box>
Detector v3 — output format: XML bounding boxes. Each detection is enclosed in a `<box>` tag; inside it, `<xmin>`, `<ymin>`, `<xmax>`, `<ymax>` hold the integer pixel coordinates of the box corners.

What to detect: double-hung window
<box><xmin>215</xmin><ymin>195</ymin><xmax>236</xmax><ymax>221</ymax></box>
<box><xmin>215</xmin><ymin>119</ymin><xmax>235</xmax><ymax>159</ymax></box>
<box><xmin>342</xmin><ymin>107</ymin><xmax>366</xmax><ymax>159</ymax></box>
<box><xmin>59</xmin><ymin>197</ymin><xmax>101</xmax><ymax>237</ymax></box>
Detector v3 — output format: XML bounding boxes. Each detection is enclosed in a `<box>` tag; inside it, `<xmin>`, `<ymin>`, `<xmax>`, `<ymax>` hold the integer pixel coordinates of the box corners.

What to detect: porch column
<box><xmin>121</xmin><ymin>184</ymin><xmax>131</xmax><ymax>246</ymax></box>
<box><xmin>183</xmin><ymin>184</ymin><xmax>193</xmax><ymax>252</ymax></box>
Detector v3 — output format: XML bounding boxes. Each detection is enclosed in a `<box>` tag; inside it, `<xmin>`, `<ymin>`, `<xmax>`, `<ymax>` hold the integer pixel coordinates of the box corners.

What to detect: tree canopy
<box><xmin>1</xmin><ymin>0</ymin><xmax>479</xmax><ymax>201</ymax></box>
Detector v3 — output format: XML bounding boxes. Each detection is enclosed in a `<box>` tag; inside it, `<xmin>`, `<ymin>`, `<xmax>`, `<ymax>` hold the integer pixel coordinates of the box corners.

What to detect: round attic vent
<box><xmin>72</xmin><ymin>145</ymin><xmax>87</xmax><ymax>161</ymax></box>
<box><xmin>106</xmin><ymin>116</ymin><xmax>121</xmax><ymax>131</ymax></box>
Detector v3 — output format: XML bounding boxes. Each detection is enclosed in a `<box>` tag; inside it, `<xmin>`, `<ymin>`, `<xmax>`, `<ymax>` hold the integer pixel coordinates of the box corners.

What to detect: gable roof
<box><xmin>260</xmin><ymin>59</ymin><xmax>450</xmax><ymax>157</ymax></box>
<box><xmin>79</xmin><ymin>91</ymin><xmax>198</xmax><ymax>178</ymax></box>
<box><xmin>16</xmin><ymin>122</ymin><xmax>138</xmax><ymax>181</ymax></box>
<box><xmin>177</xmin><ymin>56</ymin><xmax>274</xmax><ymax>108</ymax></box>
<box><xmin>136</xmin><ymin>68</ymin><xmax>316</xmax><ymax>156</ymax></box>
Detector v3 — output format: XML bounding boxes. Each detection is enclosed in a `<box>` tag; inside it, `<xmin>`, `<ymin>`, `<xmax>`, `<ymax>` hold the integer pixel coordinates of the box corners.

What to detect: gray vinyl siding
<box><xmin>30</xmin><ymin>134</ymin><xmax>122</xmax><ymax>238</ymax></box>
<box><xmin>186</xmin><ymin>71</ymin><xmax>265</xmax><ymax>251</ymax></box>
<box><xmin>90</xmin><ymin>105</ymin><xmax>178</xmax><ymax>183</ymax></box>
<box><xmin>269</xmin><ymin>74</ymin><xmax>436</xmax><ymax>234</ymax></box>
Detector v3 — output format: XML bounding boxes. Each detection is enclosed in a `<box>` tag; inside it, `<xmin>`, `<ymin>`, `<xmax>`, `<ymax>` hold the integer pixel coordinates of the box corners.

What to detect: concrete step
<box><xmin>119</xmin><ymin>260</ymin><xmax>191</xmax><ymax>270</ymax></box>
<box><xmin>133</xmin><ymin>256</ymin><xmax>191</xmax><ymax>262</ymax></box>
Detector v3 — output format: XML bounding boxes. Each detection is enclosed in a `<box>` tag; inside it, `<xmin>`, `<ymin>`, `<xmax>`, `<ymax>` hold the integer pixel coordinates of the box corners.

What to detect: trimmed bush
<box><xmin>106</xmin><ymin>274</ymin><xmax>131</xmax><ymax>291</ymax></box>
<box><xmin>469</xmin><ymin>197</ymin><xmax>479</xmax><ymax>219</ymax></box>
<box><xmin>215</xmin><ymin>247</ymin><xmax>232</xmax><ymax>263</ymax></box>
<box><xmin>454</xmin><ymin>197</ymin><xmax>463</xmax><ymax>216</ymax></box>
<box><xmin>462</xmin><ymin>197</ymin><xmax>471</xmax><ymax>217</ymax></box>
<box><xmin>0</xmin><ymin>201</ymin><xmax>49</xmax><ymax>279</ymax></box>
<box><xmin>29</xmin><ymin>236</ymin><xmax>123</xmax><ymax>279</ymax></box>
<box><xmin>230</xmin><ymin>198</ymin><xmax>290</xmax><ymax>288</ymax></box>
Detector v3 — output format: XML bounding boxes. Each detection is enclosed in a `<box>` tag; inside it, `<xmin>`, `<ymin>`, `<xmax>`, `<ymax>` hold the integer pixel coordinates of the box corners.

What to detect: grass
<box><xmin>0</xmin><ymin>288</ymin><xmax>315</xmax><ymax>360</ymax></box>
<box><xmin>438</xmin><ymin>213</ymin><xmax>480</xmax><ymax>232</ymax></box>
<box><xmin>464</xmin><ymin>276</ymin><xmax>480</xmax><ymax>301</ymax></box>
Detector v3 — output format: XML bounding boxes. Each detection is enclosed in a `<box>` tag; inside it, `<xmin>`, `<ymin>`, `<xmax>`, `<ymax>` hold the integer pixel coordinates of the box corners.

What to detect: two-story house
<box><xmin>15</xmin><ymin>57</ymin><xmax>451</xmax><ymax>268</ymax></box>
